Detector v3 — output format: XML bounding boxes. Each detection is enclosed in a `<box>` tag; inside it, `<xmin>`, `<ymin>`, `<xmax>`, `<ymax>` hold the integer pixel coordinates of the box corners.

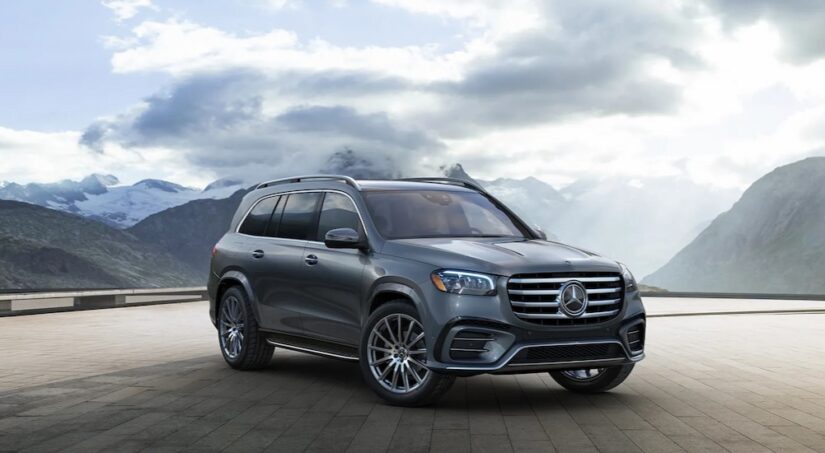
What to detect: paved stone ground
<box><xmin>2</xmin><ymin>301</ymin><xmax>825</xmax><ymax>452</ymax></box>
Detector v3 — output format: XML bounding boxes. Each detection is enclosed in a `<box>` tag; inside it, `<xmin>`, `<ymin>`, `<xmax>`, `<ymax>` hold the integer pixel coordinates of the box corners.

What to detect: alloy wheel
<box><xmin>367</xmin><ymin>313</ymin><xmax>430</xmax><ymax>394</ymax></box>
<box><xmin>219</xmin><ymin>295</ymin><xmax>245</xmax><ymax>359</ymax></box>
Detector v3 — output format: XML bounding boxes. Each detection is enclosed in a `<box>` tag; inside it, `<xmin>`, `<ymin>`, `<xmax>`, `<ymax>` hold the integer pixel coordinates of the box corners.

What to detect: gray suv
<box><xmin>208</xmin><ymin>175</ymin><xmax>645</xmax><ymax>406</ymax></box>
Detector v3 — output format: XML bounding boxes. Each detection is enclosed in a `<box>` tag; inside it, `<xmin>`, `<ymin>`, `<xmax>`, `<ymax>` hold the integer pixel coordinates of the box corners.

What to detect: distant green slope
<box><xmin>0</xmin><ymin>200</ymin><xmax>201</xmax><ymax>289</ymax></box>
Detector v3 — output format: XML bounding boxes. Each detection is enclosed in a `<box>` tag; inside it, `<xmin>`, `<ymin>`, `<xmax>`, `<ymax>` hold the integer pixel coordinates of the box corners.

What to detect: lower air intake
<box><xmin>509</xmin><ymin>343</ymin><xmax>624</xmax><ymax>365</ymax></box>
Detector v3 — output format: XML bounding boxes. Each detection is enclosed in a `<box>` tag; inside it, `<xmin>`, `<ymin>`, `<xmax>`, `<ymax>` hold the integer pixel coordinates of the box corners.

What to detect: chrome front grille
<box><xmin>507</xmin><ymin>272</ymin><xmax>624</xmax><ymax>325</ymax></box>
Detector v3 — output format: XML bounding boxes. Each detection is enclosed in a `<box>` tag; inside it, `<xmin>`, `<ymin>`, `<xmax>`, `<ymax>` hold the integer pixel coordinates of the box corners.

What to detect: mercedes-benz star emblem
<box><xmin>558</xmin><ymin>281</ymin><xmax>588</xmax><ymax>318</ymax></box>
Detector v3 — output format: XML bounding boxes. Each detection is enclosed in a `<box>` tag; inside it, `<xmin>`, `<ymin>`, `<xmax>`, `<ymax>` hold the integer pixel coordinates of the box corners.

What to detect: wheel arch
<box><xmin>216</xmin><ymin>270</ymin><xmax>262</xmax><ymax>325</ymax></box>
<box><xmin>365</xmin><ymin>281</ymin><xmax>427</xmax><ymax>326</ymax></box>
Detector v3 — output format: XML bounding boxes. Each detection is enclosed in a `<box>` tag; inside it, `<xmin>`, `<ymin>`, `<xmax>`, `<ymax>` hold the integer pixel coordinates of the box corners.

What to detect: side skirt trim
<box><xmin>264</xmin><ymin>334</ymin><xmax>359</xmax><ymax>362</ymax></box>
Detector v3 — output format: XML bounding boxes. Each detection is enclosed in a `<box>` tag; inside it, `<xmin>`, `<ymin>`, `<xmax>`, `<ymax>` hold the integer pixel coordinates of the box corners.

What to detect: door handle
<box><xmin>252</xmin><ymin>249</ymin><xmax>264</xmax><ymax>259</ymax></box>
<box><xmin>304</xmin><ymin>254</ymin><xmax>319</xmax><ymax>265</ymax></box>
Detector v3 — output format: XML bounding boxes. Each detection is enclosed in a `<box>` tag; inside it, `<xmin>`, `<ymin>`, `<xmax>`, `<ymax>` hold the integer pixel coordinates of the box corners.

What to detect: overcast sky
<box><xmin>2</xmin><ymin>0</ymin><xmax>825</xmax><ymax>190</ymax></box>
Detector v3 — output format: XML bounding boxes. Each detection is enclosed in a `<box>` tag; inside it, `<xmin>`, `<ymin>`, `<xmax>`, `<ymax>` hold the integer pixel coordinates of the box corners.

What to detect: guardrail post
<box><xmin>74</xmin><ymin>294</ymin><xmax>127</xmax><ymax>309</ymax></box>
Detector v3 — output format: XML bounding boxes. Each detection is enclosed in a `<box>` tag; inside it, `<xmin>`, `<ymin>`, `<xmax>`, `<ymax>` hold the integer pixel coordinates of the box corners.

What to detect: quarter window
<box><xmin>238</xmin><ymin>196</ymin><xmax>281</xmax><ymax>236</ymax></box>
<box><xmin>316</xmin><ymin>192</ymin><xmax>362</xmax><ymax>241</ymax></box>
<box><xmin>278</xmin><ymin>193</ymin><xmax>323</xmax><ymax>240</ymax></box>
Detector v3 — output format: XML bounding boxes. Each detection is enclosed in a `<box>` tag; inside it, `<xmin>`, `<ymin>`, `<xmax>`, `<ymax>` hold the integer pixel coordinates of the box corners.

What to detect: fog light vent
<box><xmin>450</xmin><ymin>331</ymin><xmax>494</xmax><ymax>360</ymax></box>
<box><xmin>626</xmin><ymin>324</ymin><xmax>645</xmax><ymax>353</ymax></box>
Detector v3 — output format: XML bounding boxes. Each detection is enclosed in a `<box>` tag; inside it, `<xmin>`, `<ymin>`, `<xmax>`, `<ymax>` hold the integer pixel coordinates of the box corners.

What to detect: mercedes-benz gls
<box><xmin>208</xmin><ymin>175</ymin><xmax>645</xmax><ymax>406</ymax></box>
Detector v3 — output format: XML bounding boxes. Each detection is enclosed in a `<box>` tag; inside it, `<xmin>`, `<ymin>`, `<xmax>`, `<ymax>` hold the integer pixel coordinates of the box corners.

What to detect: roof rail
<box><xmin>398</xmin><ymin>177</ymin><xmax>487</xmax><ymax>194</ymax></box>
<box><xmin>255</xmin><ymin>175</ymin><xmax>361</xmax><ymax>190</ymax></box>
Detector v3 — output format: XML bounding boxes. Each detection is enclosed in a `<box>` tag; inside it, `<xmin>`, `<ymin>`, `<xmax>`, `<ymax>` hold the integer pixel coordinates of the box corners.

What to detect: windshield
<box><xmin>363</xmin><ymin>190</ymin><xmax>527</xmax><ymax>239</ymax></box>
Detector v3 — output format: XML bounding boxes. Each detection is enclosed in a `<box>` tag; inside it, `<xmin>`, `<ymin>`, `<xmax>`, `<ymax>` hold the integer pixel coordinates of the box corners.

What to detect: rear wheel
<box><xmin>550</xmin><ymin>364</ymin><xmax>634</xmax><ymax>393</ymax></box>
<box><xmin>359</xmin><ymin>301</ymin><xmax>454</xmax><ymax>406</ymax></box>
<box><xmin>218</xmin><ymin>286</ymin><xmax>273</xmax><ymax>370</ymax></box>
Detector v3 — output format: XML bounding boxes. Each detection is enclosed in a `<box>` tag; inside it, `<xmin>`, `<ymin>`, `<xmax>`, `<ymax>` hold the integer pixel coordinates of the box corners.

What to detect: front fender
<box><xmin>365</xmin><ymin>279</ymin><xmax>429</xmax><ymax>324</ymax></box>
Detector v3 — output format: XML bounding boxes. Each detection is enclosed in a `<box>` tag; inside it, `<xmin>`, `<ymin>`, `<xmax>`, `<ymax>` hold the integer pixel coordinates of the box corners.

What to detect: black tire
<box><xmin>550</xmin><ymin>364</ymin><xmax>635</xmax><ymax>393</ymax></box>
<box><xmin>359</xmin><ymin>301</ymin><xmax>455</xmax><ymax>407</ymax></box>
<box><xmin>217</xmin><ymin>286</ymin><xmax>273</xmax><ymax>370</ymax></box>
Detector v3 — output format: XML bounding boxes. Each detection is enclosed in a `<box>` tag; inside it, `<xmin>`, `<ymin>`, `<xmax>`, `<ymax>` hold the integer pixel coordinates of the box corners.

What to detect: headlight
<box><xmin>619</xmin><ymin>262</ymin><xmax>636</xmax><ymax>289</ymax></box>
<box><xmin>431</xmin><ymin>270</ymin><xmax>497</xmax><ymax>296</ymax></box>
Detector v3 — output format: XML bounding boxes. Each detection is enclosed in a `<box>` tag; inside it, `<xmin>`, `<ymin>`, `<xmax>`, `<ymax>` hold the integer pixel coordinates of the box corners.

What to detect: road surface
<box><xmin>1</xmin><ymin>298</ymin><xmax>824</xmax><ymax>452</ymax></box>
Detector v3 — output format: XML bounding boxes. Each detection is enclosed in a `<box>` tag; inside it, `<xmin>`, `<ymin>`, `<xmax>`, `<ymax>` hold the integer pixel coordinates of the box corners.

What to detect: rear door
<box><xmin>297</xmin><ymin>191</ymin><xmax>368</xmax><ymax>346</ymax></box>
<box><xmin>241</xmin><ymin>192</ymin><xmax>322</xmax><ymax>334</ymax></box>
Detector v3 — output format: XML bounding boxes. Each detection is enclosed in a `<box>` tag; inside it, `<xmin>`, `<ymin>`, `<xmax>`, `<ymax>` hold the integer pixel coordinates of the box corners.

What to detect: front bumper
<box><xmin>427</xmin><ymin>317</ymin><xmax>645</xmax><ymax>375</ymax></box>
<box><xmin>417</xmin><ymin>279</ymin><xmax>647</xmax><ymax>376</ymax></box>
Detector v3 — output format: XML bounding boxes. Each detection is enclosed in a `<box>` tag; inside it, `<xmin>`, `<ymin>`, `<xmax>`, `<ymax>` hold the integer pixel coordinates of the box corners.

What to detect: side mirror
<box><xmin>324</xmin><ymin>227</ymin><xmax>367</xmax><ymax>250</ymax></box>
<box><xmin>533</xmin><ymin>225</ymin><xmax>547</xmax><ymax>240</ymax></box>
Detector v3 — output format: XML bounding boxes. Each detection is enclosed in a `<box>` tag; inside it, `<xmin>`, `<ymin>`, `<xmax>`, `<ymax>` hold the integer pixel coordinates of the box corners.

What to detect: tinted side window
<box><xmin>238</xmin><ymin>196</ymin><xmax>280</xmax><ymax>236</ymax></box>
<box><xmin>263</xmin><ymin>195</ymin><xmax>286</xmax><ymax>237</ymax></box>
<box><xmin>316</xmin><ymin>193</ymin><xmax>361</xmax><ymax>241</ymax></box>
<box><xmin>278</xmin><ymin>193</ymin><xmax>322</xmax><ymax>240</ymax></box>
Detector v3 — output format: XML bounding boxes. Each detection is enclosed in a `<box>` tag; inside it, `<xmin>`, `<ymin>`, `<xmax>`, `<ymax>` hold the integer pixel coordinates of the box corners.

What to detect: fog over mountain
<box><xmin>644</xmin><ymin>157</ymin><xmax>825</xmax><ymax>293</ymax></box>
<box><xmin>436</xmin><ymin>169</ymin><xmax>734</xmax><ymax>276</ymax></box>
<box><xmin>438</xmin><ymin>164</ymin><xmax>739</xmax><ymax>276</ymax></box>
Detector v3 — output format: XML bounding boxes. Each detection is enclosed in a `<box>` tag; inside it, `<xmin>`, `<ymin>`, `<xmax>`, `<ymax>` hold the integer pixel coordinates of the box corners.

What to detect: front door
<box><xmin>296</xmin><ymin>192</ymin><xmax>367</xmax><ymax>346</ymax></box>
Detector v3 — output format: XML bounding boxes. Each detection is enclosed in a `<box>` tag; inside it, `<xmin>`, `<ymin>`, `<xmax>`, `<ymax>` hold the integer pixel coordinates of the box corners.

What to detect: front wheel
<box><xmin>359</xmin><ymin>301</ymin><xmax>455</xmax><ymax>406</ymax></box>
<box><xmin>550</xmin><ymin>364</ymin><xmax>635</xmax><ymax>393</ymax></box>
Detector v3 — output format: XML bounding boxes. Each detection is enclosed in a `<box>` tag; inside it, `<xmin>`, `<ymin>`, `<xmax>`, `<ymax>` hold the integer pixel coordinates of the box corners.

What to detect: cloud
<box><xmin>106</xmin><ymin>19</ymin><xmax>468</xmax><ymax>82</ymax></box>
<box><xmin>101</xmin><ymin>0</ymin><xmax>155</xmax><ymax>21</ymax></box>
<box><xmin>80</xmin><ymin>71</ymin><xmax>443</xmax><ymax>181</ymax></box>
<box><xmin>103</xmin><ymin>0</ymin><xmax>704</xmax><ymax>138</ymax></box>
<box><xmin>705</xmin><ymin>0</ymin><xmax>825</xmax><ymax>63</ymax></box>
<box><xmin>0</xmin><ymin>127</ymin><xmax>195</xmax><ymax>187</ymax></box>
<box><xmin>66</xmin><ymin>0</ymin><xmax>825</xmax><ymax>191</ymax></box>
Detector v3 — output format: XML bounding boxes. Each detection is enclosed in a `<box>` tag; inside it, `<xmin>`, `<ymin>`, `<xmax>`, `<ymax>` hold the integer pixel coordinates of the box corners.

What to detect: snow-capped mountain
<box><xmin>0</xmin><ymin>174</ymin><xmax>117</xmax><ymax>211</ymax></box>
<box><xmin>0</xmin><ymin>175</ymin><xmax>245</xmax><ymax>228</ymax></box>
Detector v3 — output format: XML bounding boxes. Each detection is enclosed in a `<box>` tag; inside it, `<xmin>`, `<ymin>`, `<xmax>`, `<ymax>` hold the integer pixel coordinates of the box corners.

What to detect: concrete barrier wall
<box><xmin>0</xmin><ymin>288</ymin><xmax>208</xmax><ymax>317</ymax></box>
<box><xmin>640</xmin><ymin>291</ymin><xmax>825</xmax><ymax>301</ymax></box>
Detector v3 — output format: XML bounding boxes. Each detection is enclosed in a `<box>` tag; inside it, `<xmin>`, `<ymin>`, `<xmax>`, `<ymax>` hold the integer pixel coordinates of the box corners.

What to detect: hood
<box><xmin>381</xmin><ymin>237</ymin><xmax>621</xmax><ymax>276</ymax></box>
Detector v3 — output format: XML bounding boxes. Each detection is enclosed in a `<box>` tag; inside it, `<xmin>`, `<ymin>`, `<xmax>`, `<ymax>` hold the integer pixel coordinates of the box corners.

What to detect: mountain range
<box><xmin>0</xmin><ymin>175</ymin><xmax>244</xmax><ymax>228</ymax></box>
<box><xmin>1</xmin><ymin>157</ymin><xmax>823</xmax><ymax>293</ymax></box>
<box><xmin>643</xmin><ymin>157</ymin><xmax>825</xmax><ymax>293</ymax></box>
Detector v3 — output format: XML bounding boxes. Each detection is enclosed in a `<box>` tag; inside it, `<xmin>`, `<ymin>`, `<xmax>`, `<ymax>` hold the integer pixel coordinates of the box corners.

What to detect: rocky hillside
<box><xmin>129</xmin><ymin>189</ymin><xmax>249</xmax><ymax>276</ymax></box>
<box><xmin>644</xmin><ymin>157</ymin><xmax>825</xmax><ymax>293</ymax></box>
<box><xmin>0</xmin><ymin>200</ymin><xmax>202</xmax><ymax>289</ymax></box>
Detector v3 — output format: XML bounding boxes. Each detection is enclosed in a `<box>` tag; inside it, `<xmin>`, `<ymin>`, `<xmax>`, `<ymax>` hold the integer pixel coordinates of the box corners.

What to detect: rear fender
<box><xmin>216</xmin><ymin>270</ymin><xmax>262</xmax><ymax>325</ymax></box>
